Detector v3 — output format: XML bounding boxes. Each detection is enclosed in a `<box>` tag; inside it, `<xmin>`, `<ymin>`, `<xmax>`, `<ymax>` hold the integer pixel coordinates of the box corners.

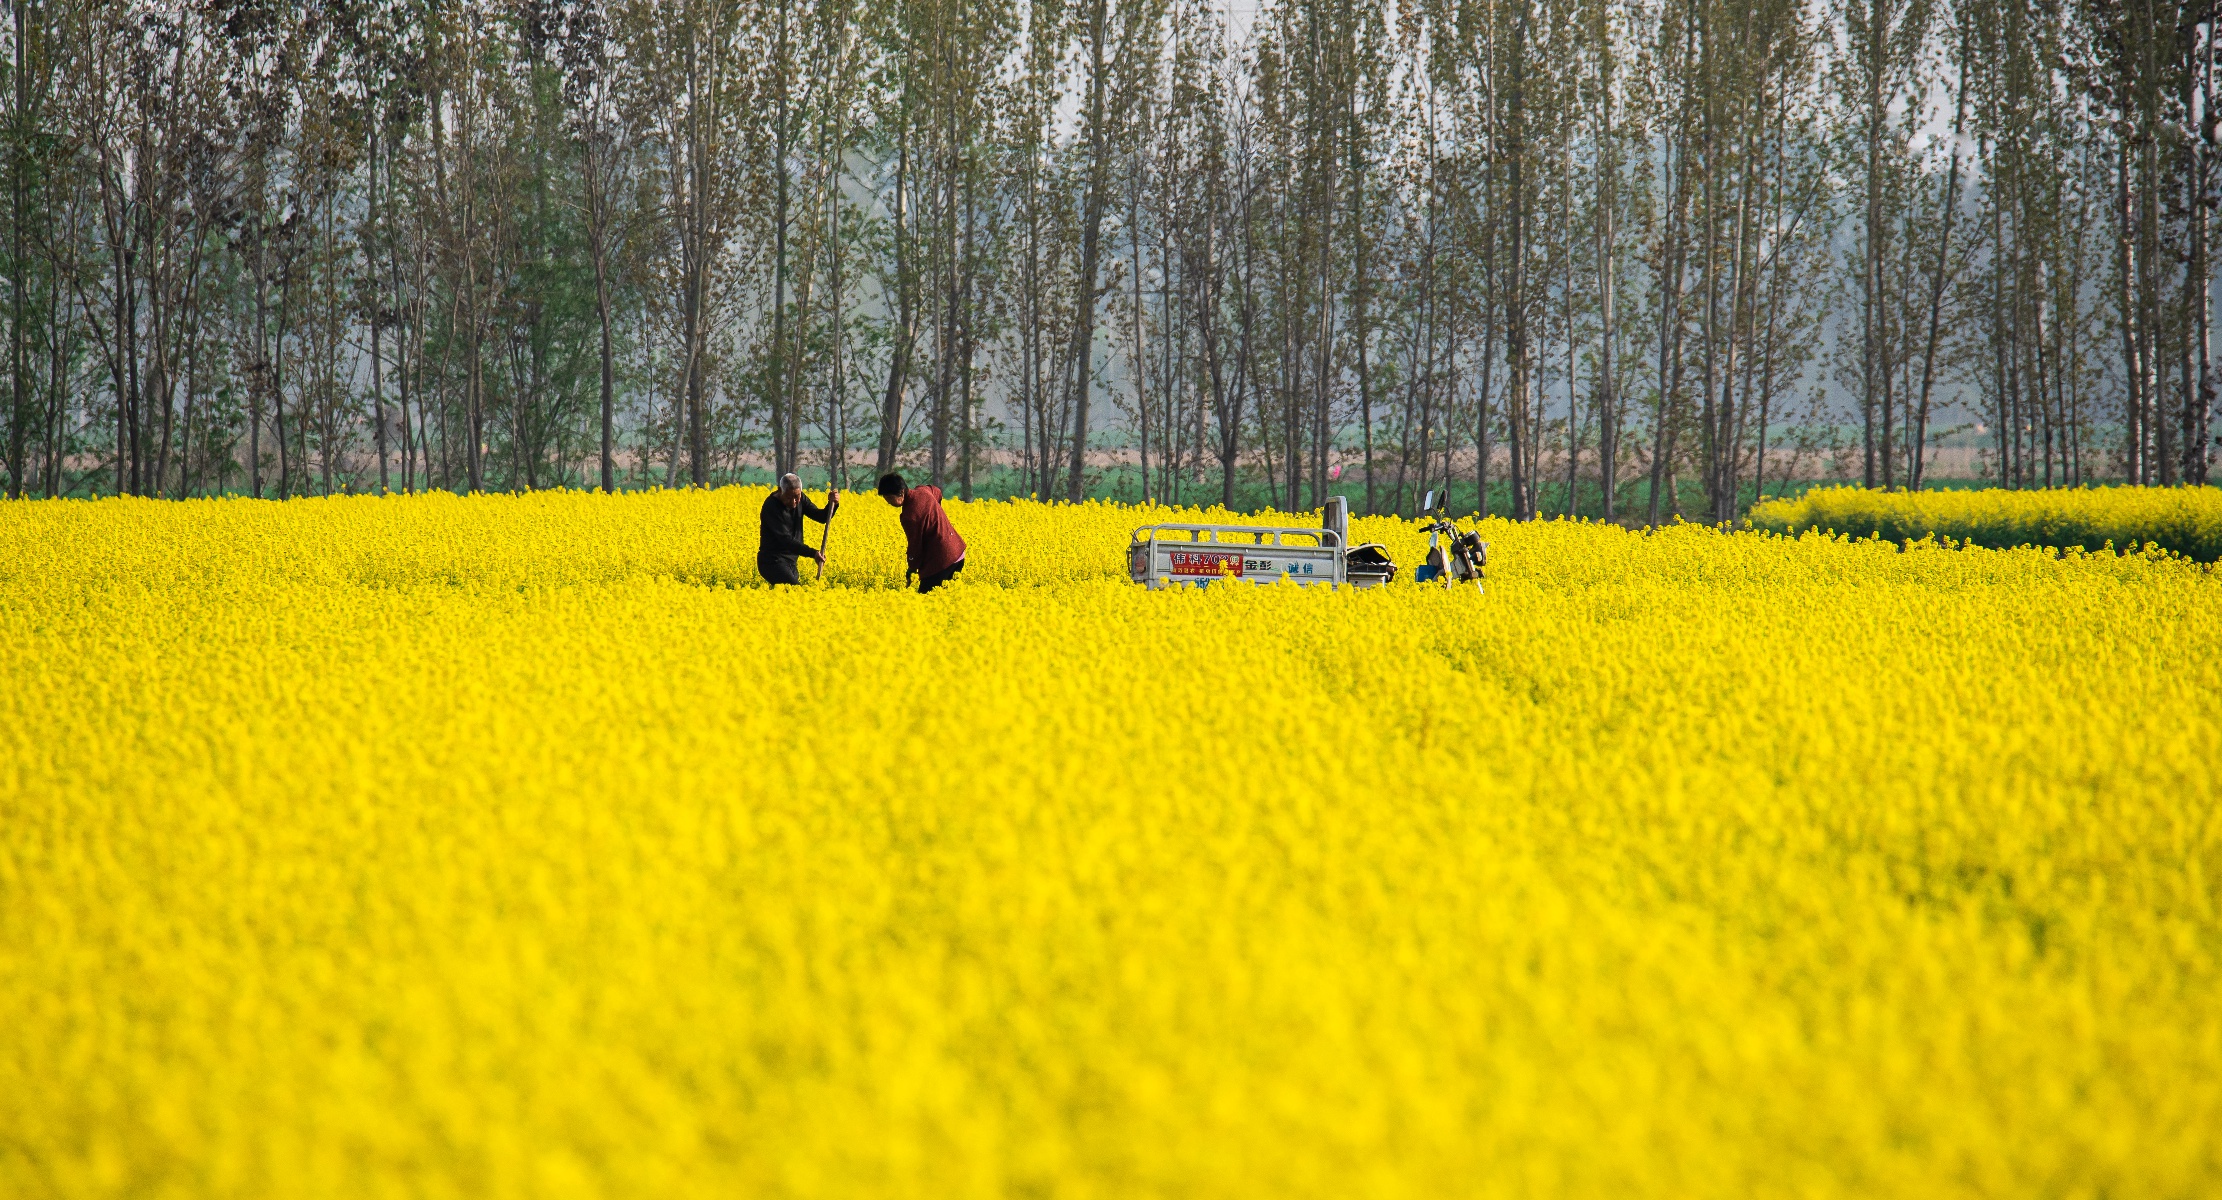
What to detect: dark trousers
<box><xmin>758</xmin><ymin>553</ymin><xmax>803</xmax><ymax>586</ymax></box>
<box><xmin>918</xmin><ymin>556</ymin><xmax>965</xmax><ymax>594</ymax></box>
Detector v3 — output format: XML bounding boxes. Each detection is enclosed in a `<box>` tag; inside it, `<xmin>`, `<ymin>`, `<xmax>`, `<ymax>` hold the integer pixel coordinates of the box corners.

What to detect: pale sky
<box><xmin>1224</xmin><ymin>0</ymin><xmax>1263</xmax><ymax>46</ymax></box>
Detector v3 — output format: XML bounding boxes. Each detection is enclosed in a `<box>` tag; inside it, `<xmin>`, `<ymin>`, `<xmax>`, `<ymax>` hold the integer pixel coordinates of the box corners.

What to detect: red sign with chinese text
<box><xmin>1167</xmin><ymin>548</ymin><xmax>1246</xmax><ymax>578</ymax></box>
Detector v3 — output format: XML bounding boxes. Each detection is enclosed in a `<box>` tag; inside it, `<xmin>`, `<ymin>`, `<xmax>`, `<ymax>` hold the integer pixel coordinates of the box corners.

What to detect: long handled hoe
<box><xmin>815</xmin><ymin>473</ymin><xmax>844</xmax><ymax>581</ymax></box>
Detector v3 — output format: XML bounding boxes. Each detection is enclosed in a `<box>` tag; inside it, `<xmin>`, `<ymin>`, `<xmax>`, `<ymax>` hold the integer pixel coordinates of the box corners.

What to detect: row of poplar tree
<box><xmin>0</xmin><ymin>0</ymin><xmax>2214</xmax><ymax>519</ymax></box>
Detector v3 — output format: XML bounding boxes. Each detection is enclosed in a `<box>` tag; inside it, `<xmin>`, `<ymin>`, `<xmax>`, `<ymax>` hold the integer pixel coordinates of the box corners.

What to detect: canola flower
<box><xmin>2</xmin><ymin>487</ymin><xmax>2218</xmax><ymax>1198</ymax></box>
<box><xmin>1750</xmin><ymin>481</ymin><xmax>2222</xmax><ymax>562</ymax></box>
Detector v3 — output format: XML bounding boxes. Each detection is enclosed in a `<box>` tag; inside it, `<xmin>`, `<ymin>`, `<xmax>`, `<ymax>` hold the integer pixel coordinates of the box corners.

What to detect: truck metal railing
<box><xmin>1127</xmin><ymin>522</ymin><xmax>1350</xmax><ymax>589</ymax></box>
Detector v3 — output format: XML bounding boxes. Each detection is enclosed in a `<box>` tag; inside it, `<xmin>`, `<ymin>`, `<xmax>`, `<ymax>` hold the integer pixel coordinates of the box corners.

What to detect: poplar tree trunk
<box><xmin>769</xmin><ymin>8</ymin><xmax>792</xmax><ymax>481</ymax></box>
<box><xmin>592</xmin><ymin>207</ymin><xmax>614</xmax><ymax>492</ymax></box>
<box><xmin>1131</xmin><ymin>144</ymin><xmax>1148</xmax><ymax>500</ymax></box>
<box><xmin>6</xmin><ymin>0</ymin><xmax>26</xmax><ymax>500</ymax></box>
<box><xmin>1503</xmin><ymin>1</ymin><xmax>1530</xmax><ymax>521</ymax></box>
<box><xmin>1595</xmin><ymin>35</ymin><xmax>1617</xmax><ymax>521</ymax></box>
<box><xmin>877</xmin><ymin>116</ymin><xmax>914</xmax><ymax>476</ymax></box>
<box><xmin>1349</xmin><ymin>89</ymin><xmax>1373</xmax><ymax>514</ymax></box>
<box><xmin>1912</xmin><ymin>25</ymin><xmax>1969</xmax><ymax>493</ymax></box>
<box><xmin>2117</xmin><ymin>140</ymin><xmax>2141</xmax><ymax>486</ymax></box>
<box><xmin>1861</xmin><ymin>0</ymin><xmax>1884</xmax><ymax>490</ymax></box>
<box><xmin>1648</xmin><ymin>61</ymin><xmax>1684</xmax><ymax>526</ymax></box>
<box><xmin>368</xmin><ymin>122</ymin><xmax>388</xmax><ymax>495</ymax></box>
<box><xmin>1065</xmin><ymin>0</ymin><xmax>1112</xmax><ymax>504</ymax></box>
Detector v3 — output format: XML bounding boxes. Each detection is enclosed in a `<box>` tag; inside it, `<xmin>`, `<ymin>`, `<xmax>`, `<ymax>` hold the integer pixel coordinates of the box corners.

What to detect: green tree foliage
<box><xmin>0</xmin><ymin>0</ymin><xmax>2213</xmax><ymax>509</ymax></box>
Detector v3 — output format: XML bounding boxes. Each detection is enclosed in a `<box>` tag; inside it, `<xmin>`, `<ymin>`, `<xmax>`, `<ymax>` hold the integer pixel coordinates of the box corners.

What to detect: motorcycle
<box><xmin>1410</xmin><ymin>490</ymin><xmax>1487</xmax><ymax>593</ymax></box>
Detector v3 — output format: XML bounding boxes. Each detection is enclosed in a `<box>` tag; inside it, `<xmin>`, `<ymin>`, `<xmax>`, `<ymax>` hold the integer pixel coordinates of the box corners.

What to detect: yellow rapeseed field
<box><xmin>1750</xmin><ymin>482</ymin><xmax>2222</xmax><ymax>562</ymax></box>
<box><xmin>3</xmin><ymin>487</ymin><xmax>2218</xmax><ymax>1198</ymax></box>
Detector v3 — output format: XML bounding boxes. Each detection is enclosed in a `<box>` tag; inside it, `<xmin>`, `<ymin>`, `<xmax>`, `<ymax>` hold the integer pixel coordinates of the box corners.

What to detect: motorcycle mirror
<box><xmin>1422</xmin><ymin>489</ymin><xmax>1436</xmax><ymax>513</ymax></box>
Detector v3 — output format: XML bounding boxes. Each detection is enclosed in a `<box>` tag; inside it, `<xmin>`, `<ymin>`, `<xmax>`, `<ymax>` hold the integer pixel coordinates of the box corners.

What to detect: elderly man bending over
<box><xmin>758</xmin><ymin>473</ymin><xmax>838</xmax><ymax>586</ymax></box>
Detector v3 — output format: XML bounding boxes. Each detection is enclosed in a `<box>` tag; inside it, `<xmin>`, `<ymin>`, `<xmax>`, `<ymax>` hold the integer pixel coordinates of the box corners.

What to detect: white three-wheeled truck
<box><xmin>1127</xmin><ymin>495</ymin><xmax>1483</xmax><ymax>591</ymax></box>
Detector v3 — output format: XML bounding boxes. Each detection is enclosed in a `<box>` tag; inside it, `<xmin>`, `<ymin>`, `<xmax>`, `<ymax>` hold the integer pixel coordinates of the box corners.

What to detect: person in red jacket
<box><xmin>877</xmin><ymin>472</ymin><xmax>967</xmax><ymax>593</ymax></box>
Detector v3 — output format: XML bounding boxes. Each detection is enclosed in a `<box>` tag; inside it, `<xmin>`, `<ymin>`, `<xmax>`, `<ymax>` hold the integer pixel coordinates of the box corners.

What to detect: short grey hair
<box><xmin>778</xmin><ymin>473</ymin><xmax>802</xmax><ymax>490</ymax></box>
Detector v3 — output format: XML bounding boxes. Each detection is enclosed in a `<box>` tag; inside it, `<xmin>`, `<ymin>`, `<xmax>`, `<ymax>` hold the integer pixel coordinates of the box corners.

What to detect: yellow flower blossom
<box><xmin>1750</xmin><ymin>482</ymin><xmax>2222</xmax><ymax>561</ymax></box>
<box><xmin>0</xmin><ymin>487</ymin><xmax>2216</xmax><ymax>1198</ymax></box>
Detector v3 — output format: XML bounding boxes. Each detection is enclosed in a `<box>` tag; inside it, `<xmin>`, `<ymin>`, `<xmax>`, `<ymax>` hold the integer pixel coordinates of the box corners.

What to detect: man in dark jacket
<box><xmin>877</xmin><ymin>472</ymin><xmax>967</xmax><ymax>593</ymax></box>
<box><xmin>759</xmin><ymin>473</ymin><xmax>838</xmax><ymax>586</ymax></box>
